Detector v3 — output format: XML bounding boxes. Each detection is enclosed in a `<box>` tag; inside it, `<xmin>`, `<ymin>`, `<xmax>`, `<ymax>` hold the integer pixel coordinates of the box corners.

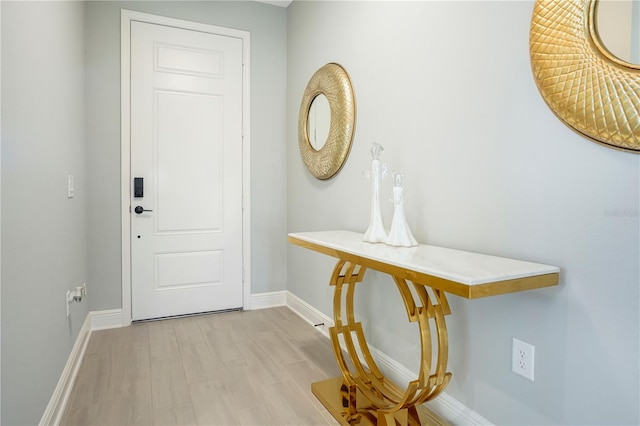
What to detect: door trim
<box><xmin>120</xmin><ymin>9</ymin><xmax>251</xmax><ymax>325</ymax></box>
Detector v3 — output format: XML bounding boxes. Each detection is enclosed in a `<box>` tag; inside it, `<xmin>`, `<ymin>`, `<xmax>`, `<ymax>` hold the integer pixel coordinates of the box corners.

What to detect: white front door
<box><xmin>130</xmin><ymin>20</ymin><xmax>244</xmax><ymax>321</ymax></box>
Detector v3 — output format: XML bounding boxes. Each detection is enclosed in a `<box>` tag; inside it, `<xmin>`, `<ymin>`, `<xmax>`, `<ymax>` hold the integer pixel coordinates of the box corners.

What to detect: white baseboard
<box><xmin>90</xmin><ymin>308</ymin><xmax>126</xmax><ymax>330</ymax></box>
<box><xmin>285</xmin><ymin>291</ymin><xmax>334</xmax><ymax>337</ymax></box>
<box><xmin>284</xmin><ymin>291</ymin><xmax>493</xmax><ymax>426</ymax></box>
<box><xmin>249</xmin><ymin>290</ymin><xmax>287</xmax><ymax>310</ymax></box>
<box><xmin>39</xmin><ymin>314</ymin><xmax>92</xmax><ymax>426</ymax></box>
<box><xmin>426</xmin><ymin>392</ymin><xmax>493</xmax><ymax>426</ymax></box>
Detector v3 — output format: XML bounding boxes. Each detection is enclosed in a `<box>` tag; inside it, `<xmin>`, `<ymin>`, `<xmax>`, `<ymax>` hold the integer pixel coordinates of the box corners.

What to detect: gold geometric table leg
<box><xmin>311</xmin><ymin>260</ymin><xmax>452</xmax><ymax>426</ymax></box>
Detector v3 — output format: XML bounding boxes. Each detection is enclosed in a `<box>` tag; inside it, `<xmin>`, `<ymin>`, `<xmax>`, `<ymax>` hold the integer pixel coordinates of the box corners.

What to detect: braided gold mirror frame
<box><xmin>298</xmin><ymin>63</ymin><xmax>356</xmax><ymax>179</ymax></box>
<box><xmin>530</xmin><ymin>0</ymin><xmax>640</xmax><ymax>152</ymax></box>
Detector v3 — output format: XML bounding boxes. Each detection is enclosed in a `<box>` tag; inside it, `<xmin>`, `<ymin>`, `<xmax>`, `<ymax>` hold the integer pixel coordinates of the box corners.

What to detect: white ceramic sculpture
<box><xmin>385</xmin><ymin>171</ymin><xmax>418</xmax><ymax>247</ymax></box>
<box><xmin>363</xmin><ymin>142</ymin><xmax>388</xmax><ymax>243</ymax></box>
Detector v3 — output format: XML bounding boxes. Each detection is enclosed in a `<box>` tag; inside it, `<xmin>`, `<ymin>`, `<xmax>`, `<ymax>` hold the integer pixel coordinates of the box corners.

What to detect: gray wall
<box><xmin>1</xmin><ymin>2</ymin><xmax>88</xmax><ymax>424</ymax></box>
<box><xmin>286</xmin><ymin>2</ymin><xmax>640</xmax><ymax>425</ymax></box>
<box><xmin>85</xmin><ymin>1</ymin><xmax>288</xmax><ymax>311</ymax></box>
<box><xmin>2</xmin><ymin>1</ymin><xmax>638</xmax><ymax>424</ymax></box>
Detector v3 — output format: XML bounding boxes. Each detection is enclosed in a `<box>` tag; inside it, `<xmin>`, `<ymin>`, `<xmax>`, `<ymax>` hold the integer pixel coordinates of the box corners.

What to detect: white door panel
<box><xmin>155</xmin><ymin>91</ymin><xmax>223</xmax><ymax>233</ymax></box>
<box><xmin>130</xmin><ymin>21</ymin><xmax>243</xmax><ymax>320</ymax></box>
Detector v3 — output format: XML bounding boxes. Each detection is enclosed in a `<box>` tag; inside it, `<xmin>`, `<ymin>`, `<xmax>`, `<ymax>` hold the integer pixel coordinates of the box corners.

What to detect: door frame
<box><xmin>120</xmin><ymin>9</ymin><xmax>251</xmax><ymax>325</ymax></box>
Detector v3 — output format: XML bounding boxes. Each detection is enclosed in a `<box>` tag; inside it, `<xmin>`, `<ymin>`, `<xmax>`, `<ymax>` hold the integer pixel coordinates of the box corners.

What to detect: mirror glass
<box><xmin>307</xmin><ymin>95</ymin><xmax>331</xmax><ymax>150</ymax></box>
<box><xmin>596</xmin><ymin>0</ymin><xmax>640</xmax><ymax>64</ymax></box>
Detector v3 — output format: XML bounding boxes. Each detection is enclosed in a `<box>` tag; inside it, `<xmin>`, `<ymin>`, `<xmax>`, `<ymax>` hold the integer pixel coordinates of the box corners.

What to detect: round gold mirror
<box><xmin>530</xmin><ymin>0</ymin><xmax>640</xmax><ymax>152</ymax></box>
<box><xmin>298</xmin><ymin>63</ymin><xmax>356</xmax><ymax>179</ymax></box>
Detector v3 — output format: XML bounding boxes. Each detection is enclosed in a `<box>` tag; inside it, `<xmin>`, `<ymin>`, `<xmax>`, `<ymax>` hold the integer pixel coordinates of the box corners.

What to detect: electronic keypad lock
<box><xmin>134</xmin><ymin>177</ymin><xmax>144</xmax><ymax>198</ymax></box>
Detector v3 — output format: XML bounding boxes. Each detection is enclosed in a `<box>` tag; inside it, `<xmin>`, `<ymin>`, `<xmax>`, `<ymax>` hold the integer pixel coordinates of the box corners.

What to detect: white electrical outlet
<box><xmin>512</xmin><ymin>338</ymin><xmax>535</xmax><ymax>381</ymax></box>
<box><xmin>66</xmin><ymin>285</ymin><xmax>86</xmax><ymax>318</ymax></box>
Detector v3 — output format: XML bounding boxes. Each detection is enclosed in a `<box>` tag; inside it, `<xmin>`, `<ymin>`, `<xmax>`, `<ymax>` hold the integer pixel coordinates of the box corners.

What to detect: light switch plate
<box><xmin>67</xmin><ymin>174</ymin><xmax>74</xmax><ymax>198</ymax></box>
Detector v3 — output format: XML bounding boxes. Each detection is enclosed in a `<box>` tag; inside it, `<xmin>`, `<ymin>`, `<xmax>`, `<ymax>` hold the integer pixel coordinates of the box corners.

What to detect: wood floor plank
<box><xmin>61</xmin><ymin>405</ymin><xmax>108</xmax><ymax>426</ymax></box>
<box><xmin>226</xmin><ymin>310</ymin><xmax>272</xmax><ymax>342</ymax></box>
<box><xmin>265</xmin><ymin>307</ymin><xmax>320</xmax><ymax>343</ymax></box>
<box><xmin>83</xmin><ymin>328</ymin><xmax>117</xmax><ymax>356</ymax></box>
<box><xmin>298</xmin><ymin>334</ymin><xmax>343</xmax><ymax>377</ymax></box>
<box><xmin>218</xmin><ymin>359</ymin><xmax>270</xmax><ymax>408</ymax></box>
<box><xmin>189</xmin><ymin>379</ymin><xmax>241</xmax><ymax>425</ymax></box>
<box><xmin>115</xmin><ymin>322</ymin><xmax>151</xmax><ymax>346</ymax></box>
<box><xmin>149</xmin><ymin>326</ymin><xmax>181</xmax><ymax>362</ymax></box>
<box><xmin>263</xmin><ymin>379</ymin><xmax>329</xmax><ymax>425</ymax></box>
<box><xmin>235</xmin><ymin>403</ymin><xmax>285</xmax><ymax>426</ymax></box>
<box><xmin>203</xmin><ymin>327</ymin><xmax>245</xmax><ymax>364</ymax></box>
<box><xmin>65</xmin><ymin>395</ymin><xmax>153</xmax><ymax>425</ymax></box>
<box><xmin>236</xmin><ymin>339</ymin><xmax>287</xmax><ymax>386</ymax></box>
<box><xmin>321</xmin><ymin>409</ymin><xmax>341</xmax><ymax>425</ymax></box>
<box><xmin>66</xmin><ymin>352</ymin><xmax>112</xmax><ymax>406</ymax></box>
<box><xmin>195</xmin><ymin>309</ymin><xmax>243</xmax><ymax>332</ymax></box>
<box><xmin>103</xmin><ymin>396</ymin><xmax>154</xmax><ymax>426</ymax></box>
<box><xmin>282</xmin><ymin>358</ymin><xmax>334</xmax><ymax>413</ymax></box>
<box><xmin>110</xmin><ymin>342</ymin><xmax>152</xmax><ymax>394</ymax></box>
<box><xmin>173</xmin><ymin>316</ymin><xmax>206</xmax><ymax>346</ymax></box>
<box><xmin>150</xmin><ymin>357</ymin><xmax>192</xmax><ymax>411</ymax></box>
<box><xmin>154</xmin><ymin>405</ymin><xmax>198</xmax><ymax>426</ymax></box>
<box><xmin>256</xmin><ymin>328</ymin><xmax>307</xmax><ymax>366</ymax></box>
<box><xmin>179</xmin><ymin>342</ymin><xmax>220</xmax><ymax>384</ymax></box>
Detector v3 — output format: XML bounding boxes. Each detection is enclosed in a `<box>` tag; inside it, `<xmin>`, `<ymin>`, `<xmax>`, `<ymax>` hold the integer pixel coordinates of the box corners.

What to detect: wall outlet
<box><xmin>512</xmin><ymin>338</ymin><xmax>535</xmax><ymax>381</ymax></box>
<box><xmin>66</xmin><ymin>284</ymin><xmax>86</xmax><ymax>318</ymax></box>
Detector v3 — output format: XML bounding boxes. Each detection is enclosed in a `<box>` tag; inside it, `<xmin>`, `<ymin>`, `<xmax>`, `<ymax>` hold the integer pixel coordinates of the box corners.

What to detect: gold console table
<box><xmin>288</xmin><ymin>230</ymin><xmax>559</xmax><ymax>426</ymax></box>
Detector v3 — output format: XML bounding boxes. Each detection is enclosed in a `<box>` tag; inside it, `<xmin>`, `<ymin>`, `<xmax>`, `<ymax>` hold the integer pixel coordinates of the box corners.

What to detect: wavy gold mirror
<box><xmin>298</xmin><ymin>63</ymin><xmax>356</xmax><ymax>179</ymax></box>
<box><xmin>530</xmin><ymin>0</ymin><xmax>640</xmax><ymax>152</ymax></box>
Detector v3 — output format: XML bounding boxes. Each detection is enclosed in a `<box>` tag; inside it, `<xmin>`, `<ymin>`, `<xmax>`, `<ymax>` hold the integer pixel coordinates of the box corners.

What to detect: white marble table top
<box><xmin>289</xmin><ymin>230</ymin><xmax>560</xmax><ymax>298</ymax></box>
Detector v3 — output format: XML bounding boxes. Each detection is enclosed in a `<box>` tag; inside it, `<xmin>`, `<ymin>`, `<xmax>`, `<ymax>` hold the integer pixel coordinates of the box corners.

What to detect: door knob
<box><xmin>134</xmin><ymin>206</ymin><xmax>153</xmax><ymax>214</ymax></box>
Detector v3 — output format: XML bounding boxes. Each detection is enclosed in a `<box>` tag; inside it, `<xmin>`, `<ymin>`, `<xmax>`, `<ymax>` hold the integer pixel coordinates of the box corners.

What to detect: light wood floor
<box><xmin>61</xmin><ymin>307</ymin><xmax>341</xmax><ymax>425</ymax></box>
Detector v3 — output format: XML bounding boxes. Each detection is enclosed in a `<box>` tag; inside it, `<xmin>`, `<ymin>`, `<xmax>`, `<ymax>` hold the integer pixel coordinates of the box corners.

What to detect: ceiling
<box><xmin>256</xmin><ymin>0</ymin><xmax>292</xmax><ymax>7</ymax></box>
